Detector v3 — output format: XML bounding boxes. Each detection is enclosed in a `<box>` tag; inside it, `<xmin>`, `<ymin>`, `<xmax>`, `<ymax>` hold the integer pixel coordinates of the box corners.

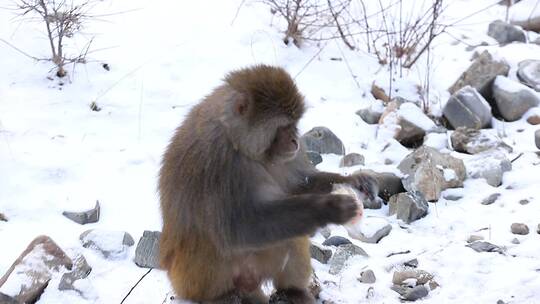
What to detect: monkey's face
<box><xmin>266</xmin><ymin>123</ymin><xmax>300</xmax><ymax>163</ymax></box>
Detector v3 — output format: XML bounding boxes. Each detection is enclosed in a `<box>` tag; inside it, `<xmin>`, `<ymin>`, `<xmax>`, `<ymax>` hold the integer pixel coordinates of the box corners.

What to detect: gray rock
<box><xmin>493</xmin><ymin>76</ymin><xmax>540</xmax><ymax>121</ymax></box>
<box><xmin>519</xmin><ymin>199</ymin><xmax>530</xmax><ymax>205</ymax></box>
<box><xmin>134</xmin><ymin>231</ymin><xmax>161</xmax><ymax>269</ymax></box>
<box><xmin>537</xmin><ymin>223</ymin><xmax>540</xmax><ymax>234</ymax></box>
<box><xmin>402</xmin><ymin>285</ymin><xmax>429</xmax><ymax>301</ymax></box>
<box><xmin>488</xmin><ymin>20</ymin><xmax>526</xmax><ymax>44</ymax></box>
<box><xmin>534</xmin><ymin>36</ymin><xmax>540</xmax><ymax>46</ymax></box>
<box><xmin>466</xmin><ymin>241</ymin><xmax>504</xmax><ymax>254</ymax></box>
<box><xmin>0</xmin><ymin>213</ymin><xmax>7</xmax><ymax>222</ymax></box>
<box><xmin>310</xmin><ymin>243</ymin><xmax>332</xmax><ymax>264</ymax></box>
<box><xmin>356</xmin><ymin>107</ymin><xmax>383</xmax><ymax>124</ymax></box>
<box><xmin>322</xmin><ymin>236</ymin><xmax>352</xmax><ymax>247</ymax></box>
<box><xmin>359</xmin><ymin>269</ymin><xmax>376</xmax><ymax>284</ymax></box>
<box><xmin>339</xmin><ymin>153</ymin><xmax>365</xmax><ymax>167</ymax></box>
<box><xmin>443</xmin><ymin>86</ymin><xmax>492</xmax><ymax>129</ymax></box>
<box><xmin>404</xmin><ymin>259</ymin><xmax>419</xmax><ymax>268</ymax></box>
<box><xmin>510</xmin><ymin>223</ymin><xmax>529</xmax><ymax>235</ymax></box>
<box><xmin>328</xmin><ymin>244</ymin><xmax>368</xmax><ymax>275</ymax></box>
<box><xmin>80</xmin><ymin>229</ymin><xmax>134</xmax><ymax>259</ymax></box>
<box><xmin>398</xmin><ymin>146</ymin><xmax>466</xmax><ymax>201</ymax></box>
<box><xmin>511</xmin><ymin>238</ymin><xmax>520</xmax><ymax>244</ymax></box>
<box><xmin>305</xmin><ymin>151</ymin><xmax>322</xmax><ymax>166</ymax></box>
<box><xmin>319</xmin><ymin>227</ymin><xmax>331</xmax><ymax>239</ymax></box>
<box><xmin>467</xmin><ymin>235</ymin><xmax>484</xmax><ymax>243</ymax></box>
<box><xmin>451</xmin><ymin>127</ymin><xmax>513</xmax><ymax>154</ymax></box>
<box><xmin>389</xmin><ymin>192</ymin><xmax>429</xmax><ymax>224</ymax></box>
<box><xmin>62</xmin><ymin>201</ymin><xmax>100</xmax><ymax>225</ymax></box>
<box><xmin>355</xmin><ymin>169</ymin><xmax>405</xmax><ymax>201</ymax></box>
<box><xmin>0</xmin><ymin>236</ymin><xmax>73</xmax><ymax>303</ymax></box>
<box><xmin>517</xmin><ymin>60</ymin><xmax>540</xmax><ymax>92</ymax></box>
<box><xmin>466</xmin><ymin>150</ymin><xmax>512</xmax><ymax>187</ymax></box>
<box><xmin>58</xmin><ymin>254</ymin><xmax>92</xmax><ymax>293</ymax></box>
<box><xmin>481</xmin><ymin>193</ymin><xmax>501</xmax><ymax>205</ymax></box>
<box><xmin>392</xmin><ymin>269</ymin><xmax>434</xmax><ymax>285</ymax></box>
<box><xmin>351</xmin><ymin>224</ymin><xmax>392</xmax><ymax>244</ymax></box>
<box><xmin>301</xmin><ymin>127</ymin><xmax>345</xmax><ymax>155</ymax></box>
<box><xmin>448</xmin><ymin>51</ymin><xmax>510</xmax><ymax>99</ymax></box>
<box><xmin>443</xmin><ymin>194</ymin><xmax>463</xmax><ymax>201</ymax></box>
<box><xmin>535</xmin><ymin>130</ymin><xmax>540</xmax><ymax>149</ymax></box>
<box><xmin>0</xmin><ymin>292</ymin><xmax>18</xmax><ymax>304</ymax></box>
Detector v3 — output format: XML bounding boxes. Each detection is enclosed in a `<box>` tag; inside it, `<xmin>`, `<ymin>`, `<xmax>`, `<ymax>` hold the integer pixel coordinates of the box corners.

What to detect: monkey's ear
<box><xmin>233</xmin><ymin>94</ymin><xmax>250</xmax><ymax>116</ymax></box>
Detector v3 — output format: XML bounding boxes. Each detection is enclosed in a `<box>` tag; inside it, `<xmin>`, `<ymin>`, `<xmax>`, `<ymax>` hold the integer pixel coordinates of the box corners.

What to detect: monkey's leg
<box><xmin>271</xmin><ymin>237</ymin><xmax>315</xmax><ymax>304</ymax></box>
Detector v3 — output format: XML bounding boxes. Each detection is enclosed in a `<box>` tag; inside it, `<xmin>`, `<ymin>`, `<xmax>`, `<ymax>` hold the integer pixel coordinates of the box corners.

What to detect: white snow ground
<box><xmin>0</xmin><ymin>0</ymin><xmax>539</xmax><ymax>303</ymax></box>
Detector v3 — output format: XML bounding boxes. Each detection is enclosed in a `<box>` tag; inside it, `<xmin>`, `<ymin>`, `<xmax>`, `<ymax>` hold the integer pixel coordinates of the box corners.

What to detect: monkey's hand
<box><xmin>315</xmin><ymin>194</ymin><xmax>358</xmax><ymax>225</ymax></box>
<box><xmin>346</xmin><ymin>173</ymin><xmax>379</xmax><ymax>201</ymax></box>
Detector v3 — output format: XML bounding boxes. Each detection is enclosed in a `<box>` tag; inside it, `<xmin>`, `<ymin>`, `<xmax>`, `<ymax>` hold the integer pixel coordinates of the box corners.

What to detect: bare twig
<box><xmin>120</xmin><ymin>268</ymin><xmax>153</xmax><ymax>304</ymax></box>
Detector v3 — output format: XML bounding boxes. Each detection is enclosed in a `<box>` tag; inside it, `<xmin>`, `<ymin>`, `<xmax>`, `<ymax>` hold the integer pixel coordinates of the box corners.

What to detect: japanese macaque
<box><xmin>159</xmin><ymin>65</ymin><xmax>378</xmax><ymax>303</ymax></box>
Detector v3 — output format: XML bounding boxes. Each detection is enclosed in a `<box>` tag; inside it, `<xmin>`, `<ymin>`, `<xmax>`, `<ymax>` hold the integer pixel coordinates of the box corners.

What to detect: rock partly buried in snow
<box><xmin>527</xmin><ymin>115</ymin><xmax>540</xmax><ymax>125</ymax></box>
<box><xmin>301</xmin><ymin>127</ymin><xmax>345</xmax><ymax>155</ymax></box>
<box><xmin>355</xmin><ymin>169</ymin><xmax>405</xmax><ymax>202</ymax></box>
<box><xmin>310</xmin><ymin>243</ymin><xmax>332</xmax><ymax>264</ymax></box>
<box><xmin>392</xmin><ymin>269</ymin><xmax>434</xmax><ymax>286</ymax></box>
<box><xmin>0</xmin><ymin>213</ymin><xmax>7</xmax><ymax>222</ymax></box>
<box><xmin>398</xmin><ymin>146</ymin><xmax>466</xmax><ymax>201</ymax></box>
<box><xmin>517</xmin><ymin>60</ymin><xmax>540</xmax><ymax>91</ymax></box>
<box><xmin>487</xmin><ymin>20</ymin><xmax>526</xmax><ymax>44</ymax></box>
<box><xmin>537</xmin><ymin>224</ymin><xmax>540</xmax><ymax>234</ymax></box>
<box><xmin>0</xmin><ymin>235</ymin><xmax>73</xmax><ymax>303</ymax></box>
<box><xmin>466</xmin><ymin>241</ymin><xmax>504</xmax><ymax>254</ymax></box>
<box><xmin>356</xmin><ymin>101</ymin><xmax>384</xmax><ymax>124</ymax></box>
<box><xmin>443</xmin><ymin>86</ymin><xmax>492</xmax><ymax>130</ymax></box>
<box><xmin>328</xmin><ymin>244</ymin><xmax>368</xmax><ymax>275</ymax></box>
<box><xmin>379</xmin><ymin>103</ymin><xmax>437</xmax><ymax>147</ymax></box>
<box><xmin>80</xmin><ymin>229</ymin><xmax>134</xmax><ymax>259</ymax></box>
<box><xmin>535</xmin><ymin>130</ymin><xmax>540</xmax><ymax>149</ymax></box>
<box><xmin>339</xmin><ymin>153</ymin><xmax>365</xmax><ymax>167</ymax></box>
<box><xmin>62</xmin><ymin>201</ymin><xmax>100</xmax><ymax>225</ymax></box>
<box><xmin>404</xmin><ymin>259</ymin><xmax>419</xmax><ymax>268</ymax></box>
<box><xmin>481</xmin><ymin>193</ymin><xmax>501</xmax><ymax>205</ymax></box>
<box><xmin>493</xmin><ymin>76</ymin><xmax>540</xmax><ymax>121</ymax></box>
<box><xmin>401</xmin><ymin>285</ymin><xmax>429</xmax><ymax>301</ymax></box>
<box><xmin>465</xmin><ymin>150</ymin><xmax>512</xmax><ymax>187</ymax></box>
<box><xmin>451</xmin><ymin>127</ymin><xmax>513</xmax><ymax>154</ymax></box>
<box><xmin>359</xmin><ymin>269</ymin><xmax>376</xmax><ymax>284</ymax></box>
<box><xmin>134</xmin><ymin>231</ymin><xmax>161</xmax><ymax>269</ymax></box>
<box><xmin>305</xmin><ymin>151</ymin><xmax>322</xmax><ymax>166</ymax></box>
<box><xmin>509</xmin><ymin>0</ymin><xmax>540</xmax><ymax>32</ymax></box>
<box><xmin>322</xmin><ymin>236</ymin><xmax>352</xmax><ymax>247</ymax></box>
<box><xmin>58</xmin><ymin>254</ymin><xmax>92</xmax><ymax>294</ymax></box>
<box><xmin>345</xmin><ymin>217</ymin><xmax>392</xmax><ymax>243</ymax></box>
<box><xmin>448</xmin><ymin>51</ymin><xmax>510</xmax><ymax>99</ymax></box>
<box><xmin>389</xmin><ymin>192</ymin><xmax>429</xmax><ymax>224</ymax></box>
<box><xmin>511</xmin><ymin>223</ymin><xmax>529</xmax><ymax>235</ymax></box>
<box><xmin>391</xmin><ymin>269</ymin><xmax>435</xmax><ymax>301</ymax></box>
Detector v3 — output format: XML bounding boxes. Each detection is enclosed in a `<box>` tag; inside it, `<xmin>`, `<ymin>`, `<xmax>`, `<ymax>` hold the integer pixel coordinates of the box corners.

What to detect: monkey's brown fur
<box><xmin>159</xmin><ymin>65</ymin><xmax>378</xmax><ymax>303</ymax></box>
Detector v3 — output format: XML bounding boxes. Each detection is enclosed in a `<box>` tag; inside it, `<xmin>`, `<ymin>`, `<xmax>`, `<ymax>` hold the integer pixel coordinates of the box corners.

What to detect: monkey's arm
<box><xmin>229</xmin><ymin>194</ymin><xmax>356</xmax><ymax>249</ymax></box>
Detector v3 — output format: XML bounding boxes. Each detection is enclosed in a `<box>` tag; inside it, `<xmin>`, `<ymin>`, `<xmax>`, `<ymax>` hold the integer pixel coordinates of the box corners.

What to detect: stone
<box><xmin>467</xmin><ymin>235</ymin><xmax>484</xmax><ymax>243</ymax></box>
<box><xmin>537</xmin><ymin>223</ymin><xmax>540</xmax><ymax>234</ymax></box>
<box><xmin>355</xmin><ymin>169</ymin><xmax>405</xmax><ymax>201</ymax></box>
<box><xmin>535</xmin><ymin>130</ymin><xmax>540</xmax><ymax>149</ymax></box>
<box><xmin>510</xmin><ymin>223</ymin><xmax>529</xmax><ymax>235</ymax></box>
<box><xmin>487</xmin><ymin>20</ymin><xmax>526</xmax><ymax>44</ymax></box>
<box><xmin>519</xmin><ymin>199</ymin><xmax>530</xmax><ymax>205</ymax></box>
<box><xmin>527</xmin><ymin>115</ymin><xmax>540</xmax><ymax>125</ymax></box>
<box><xmin>481</xmin><ymin>193</ymin><xmax>501</xmax><ymax>205</ymax></box>
<box><xmin>451</xmin><ymin>127</ymin><xmax>513</xmax><ymax>154</ymax></box>
<box><xmin>448</xmin><ymin>51</ymin><xmax>510</xmax><ymax>99</ymax></box>
<box><xmin>402</xmin><ymin>285</ymin><xmax>429</xmax><ymax>301</ymax></box>
<box><xmin>319</xmin><ymin>227</ymin><xmax>331</xmax><ymax>239</ymax></box>
<box><xmin>359</xmin><ymin>269</ymin><xmax>376</xmax><ymax>284</ymax></box>
<box><xmin>339</xmin><ymin>153</ymin><xmax>365</xmax><ymax>167</ymax></box>
<box><xmin>58</xmin><ymin>254</ymin><xmax>92</xmax><ymax>294</ymax></box>
<box><xmin>62</xmin><ymin>201</ymin><xmax>100</xmax><ymax>225</ymax></box>
<box><xmin>443</xmin><ymin>86</ymin><xmax>492</xmax><ymax>129</ymax></box>
<box><xmin>371</xmin><ymin>83</ymin><xmax>390</xmax><ymax>102</ymax></box>
<box><xmin>356</xmin><ymin>103</ymin><xmax>383</xmax><ymax>124</ymax></box>
<box><xmin>389</xmin><ymin>192</ymin><xmax>429</xmax><ymax>224</ymax></box>
<box><xmin>0</xmin><ymin>213</ymin><xmax>7</xmax><ymax>222</ymax></box>
<box><xmin>0</xmin><ymin>236</ymin><xmax>73</xmax><ymax>303</ymax></box>
<box><xmin>517</xmin><ymin>60</ymin><xmax>540</xmax><ymax>91</ymax></box>
<box><xmin>466</xmin><ymin>241</ymin><xmax>504</xmax><ymax>254</ymax></box>
<box><xmin>345</xmin><ymin>217</ymin><xmax>392</xmax><ymax>244</ymax></box>
<box><xmin>493</xmin><ymin>76</ymin><xmax>540</xmax><ymax>121</ymax></box>
<box><xmin>398</xmin><ymin>146</ymin><xmax>466</xmax><ymax>201</ymax></box>
<box><xmin>322</xmin><ymin>236</ymin><xmax>352</xmax><ymax>247</ymax></box>
<box><xmin>404</xmin><ymin>259</ymin><xmax>419</xmax><ymax>268</ymax></box>
<box><xmin>310</xmin><ymin>243</ymin><xmax>332</xmax><ymax>264</ymax></box>
<box><xmin>134</xmin><ymin>231</ymin><xmax>161</xmax><ymax>269</ymax></box>
<box><xmin>0</xmin><ymin>292</ymin><xmax>18</xmax><ymax>304</ymax></box>
<box><xmin>305</xmin><ymin>151</ymin><xmax>322</xmax><ymax>166</ymax></box>
<box><xmin>328</xmin><ymin>244</ymin><xmax>368</xmax><ymax>275</ymax></box>
<box><xmin>443</xmin><ymin>194</ymin><xmax>463</xmax><ymax>201</ymax></box>
<box><xmin>392</xmin><ymin>269</ymin><xmax>434</xmax><ymax>285</ymax></box>
<box><xmin>80</xmin><ymin>229</ymin><xmax>134</xmax><ymax>259</ymax></box>
<box><xmin>511</xmin><ymin>238</ymin><xmax>520</xmax><ymax>244</ymax></box>
<box><xmin>301</xmin><ymin>127</ymin><xmax>345</xmax><ymax>155</ymax></box>
<box><xmin>379</xmin><ymin>103</ymin><xmax>436</xmax><ymax>148</ymax></box>
<box><xmin>465</xmin><ymin>150</ymin><xmax>512</xmax><ymax>187</ymax></box>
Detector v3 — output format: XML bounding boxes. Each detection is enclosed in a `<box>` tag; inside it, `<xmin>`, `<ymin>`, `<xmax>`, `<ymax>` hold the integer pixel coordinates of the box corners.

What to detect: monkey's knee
<box><xmin>273</xmin><ymin>237</ymin><xmax>312</xmax><ymax>290</ymax></box>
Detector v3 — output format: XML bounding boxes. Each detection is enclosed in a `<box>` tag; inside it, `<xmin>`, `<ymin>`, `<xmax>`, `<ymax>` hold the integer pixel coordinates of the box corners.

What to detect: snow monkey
<box><xmin>158</xmin><ymin>65</ymin><xmax>378</xmax><ymax>303</ymax></box>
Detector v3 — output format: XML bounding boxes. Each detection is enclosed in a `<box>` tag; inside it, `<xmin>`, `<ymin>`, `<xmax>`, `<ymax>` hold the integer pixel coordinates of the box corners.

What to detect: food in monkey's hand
<box><xmin>332</xmin><ymin>184</ymin><xmax>364</xmax><ymax>225</ymax></box>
